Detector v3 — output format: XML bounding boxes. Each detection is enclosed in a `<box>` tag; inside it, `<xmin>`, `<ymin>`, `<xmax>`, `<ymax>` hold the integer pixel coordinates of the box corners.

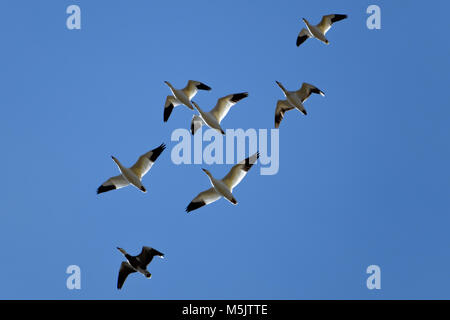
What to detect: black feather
<box><xmin>164</xmin><ymin>103</ymin><xmax>174</xmax><ymax>122</ymax></box>
<box><xmin>230</xmin><ymin>92</ymin><xmax>248</xmax><ymax>103</ymax></box>
<box><xmin>310</xmin><ymin>87</ymin><xmax>324</xmax><ymax>95</ymax></box>
<box><xmin>97</xmin><ymin>184</ymin><xmax>116</xmax><ymax>194</ymax></box>
<box><xmin>196</xmin><ymin>82</ymin><xmax>211</xmax><ymax>91</ymax></box>
<box><xmin>186</xmin><ymin>200</ymin><xmax>206</xmax><ymax>213</ymax></box>
<box><xmin>296</xmin><ymin>35</ymin><xmax>308</xmax><ymax>47</ymax></box>
<box><xmin>331</xmin><ymin>14</ymin><xmax>347</xmax><ymax>24</ymax></box>
<box><xmin>243</xmin><ymin>152</ymin><xmax>260</xmax><ymax>172</ymax></box>
<box><xmin>149</xmin><ymin>143</ymin><xmax>166</xmax><ymax>162</ymax></box>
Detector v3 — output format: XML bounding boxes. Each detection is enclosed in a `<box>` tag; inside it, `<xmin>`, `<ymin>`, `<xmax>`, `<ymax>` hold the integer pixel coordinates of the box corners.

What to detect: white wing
<box><xmin>295</xmin><ymin>83</ymin><xmax>325</xmax><ymax>102</ymax></box>
<box><xmin>317</xmin><ymin>14</ymin><xmax>347</xmax><ymax>35</ymax></box>
<box><xmin>222</xmin><ymin>152</ymin><xmax>259</xmax><ymax>190</ymax></box>
<box><xmin>163</xmin><ymin>95</ymin><xmax>181</xmax><ymax>122</ymax></box>
<box><xmin>97</xmin><ymin>175</ymin><xmax>129</xmax><ymax>194</ymax></box>
<box><xmin>275</xmin><ymin>100</ymin><xmax>294</xmax><ymax>128</ymax></box>
<box><xmin>296</xmin><ymin>28</ymin><xmax>312</xmax><ymax>47</ymax></box>
<box><xmin>130</xmin><ymin>144</ymin><xmax>166</xmax><ymax>179</ymax></box>
<box><xmin>182</xmin><ymin>80</ymin><xmax>211</xmax><ymax>100</ymax></box>
<box><xmin>190</xmin><ymin>115</ymin><xmax>204</xmax><ymax>135</ymax></box>
<box><xmin>186</xmin><ymin>187</ymin><xmax>222</xmax><ymax>213</ymax></box>
<box><xmin>210</xmin><ymin>92</ymin><xmax>248</xmax><ymax>123</ymax></box>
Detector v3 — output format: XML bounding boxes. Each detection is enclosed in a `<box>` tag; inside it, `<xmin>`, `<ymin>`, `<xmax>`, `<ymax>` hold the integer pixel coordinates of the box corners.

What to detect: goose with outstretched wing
<box><xmin>297</xmin><ymin>14</ymin><xmax>347</xmax><ymax>47</ymax></box>
<box><xmin>97</xmin><ymin>143</ymin><xmax>165</xmax><ymax>194</ymax></box>
<box><xmin>190</xmin><ymin>92</ymin><xmax>248</xmax><ymax>135</ymax></box>
<box><xmin>186</xmin><ymin>152</ymin><xmax>259</xmax><ymax>213</ymax></box>
<box><xmin>163</xmin><ymin>80</ymin><xmax>211</xmax><ymax>122</ymax></box>
<box><xmin>274</xmin><ymin>81</ymin><xmax>325</xmax><ymax>128</ymax></box>
<box><xmin>117</xmin><ymin>246</ymin><xmax>165</xmax><ymax>289</ymax></box>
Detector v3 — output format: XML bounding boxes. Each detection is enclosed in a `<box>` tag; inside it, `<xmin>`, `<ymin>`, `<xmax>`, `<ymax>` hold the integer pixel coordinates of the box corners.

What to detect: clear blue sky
<box><xmin>0</xmin><ymin>0</ymin><xmax>449</xmax><ymax>299</ymax></box>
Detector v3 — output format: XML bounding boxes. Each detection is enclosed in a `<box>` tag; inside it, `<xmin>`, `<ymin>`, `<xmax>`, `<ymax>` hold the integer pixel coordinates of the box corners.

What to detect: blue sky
<box><xmin>0</xmin><ymin>0</ymin><xmax>449</xmax><ymax>299</ymax></box>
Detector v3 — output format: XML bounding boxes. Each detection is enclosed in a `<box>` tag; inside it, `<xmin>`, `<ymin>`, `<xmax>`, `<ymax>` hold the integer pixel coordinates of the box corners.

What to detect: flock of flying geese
<box><xmin>96</xmin><ymin>13</ymin><xmax>347</xmax><ymax>289</ymax></box>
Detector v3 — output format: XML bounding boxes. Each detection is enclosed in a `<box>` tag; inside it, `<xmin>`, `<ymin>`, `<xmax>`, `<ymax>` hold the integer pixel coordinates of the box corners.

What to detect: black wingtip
<box><xmin>231</xmin><ymin>92</ymin><xmax>249</xmax><ymax>103</ymax></box>
<box><xmin>275</xmin><ymin>114</ymin><xmax>282</xmax><ymax>128</ymax></box>
<box><xmin>164</xmin><ymin>103</ymin><xmax>174</xmax><ymax>122</ymax></box>
<box><xmin>243</xmin><ymin>152</ymin><xmax>259</xmax><ymax>172</ymax></box>
<box><xmin>331</xmin><ymin>14</ymin><xmax>348</xmax><ymax>23</ymax></box>
<box><xmin>97</xmin><ymin>185</ymin><xmax>116</xmax><ymax>194</ymax></box>
<box><xmin>186</xmin><ymin>200</ymin><xmax>206</xmax><ymax>213</ymax></box>
<box><xmin>197</xmin><ymin>83</ymin><xmax>211</xmax><ymax>91</ymax></box>
<box><xmin>296</xmin><ymin>35</ymin><xmax>308</xmax><ymax>47</ymax></box>
<box><xmin>311</xmin><ymin>87</ymin><xmax>325</xmax><ymax>96</ymax></box>
<box><xmin>149</xmin><ymin>143</ymin><xmax>166</xmax><ymax>162</ymax></box>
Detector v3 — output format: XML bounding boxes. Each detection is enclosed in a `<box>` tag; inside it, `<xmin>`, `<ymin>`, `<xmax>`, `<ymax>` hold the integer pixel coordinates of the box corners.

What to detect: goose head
<box><xmin>117</xmin><ymin>247</ymin><xmax>127</xmax><ymax>255</ymax></box>
<box><xmin>164</xmin><ymin>81</ymin><xmax>175</xmax><ymax>91</ymax></box>
<box><xmin>145</xmin><ymin>271</ymin><xmax>152</xmax><ymax>279</ymax></box>
<box><xmin>275</xmin><ymin>81</ymin><xmax>288</xmax><ymax>95</ymax></box>
<box><xmin>111</xmin><ymin>156</ymin><xmax>122</xmax><ymax>166</ymax></box>
<box><xmin>202</xmin><ymin>168</ymin><xmax>213</xmax><ymax>179</ymax></box>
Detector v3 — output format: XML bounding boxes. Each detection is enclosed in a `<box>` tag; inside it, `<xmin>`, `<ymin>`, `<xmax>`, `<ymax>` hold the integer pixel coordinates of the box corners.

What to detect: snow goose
<box><xmin>275</xmin><ymin>81</ymin><xmax>324</xmax><ymax>128</ymax></box>
<box><xmin>190</xmin><ymin>92</ymin><xmax>248</xmax><ymax>135</ymax></box>
<box><xmin>186</xmin><ymin>152</ymin><xmax>259</xmax><ymax>213</ymax></box>
<box><xmin>97</xmin><ymin>143</ymin><xmax>165</xmax><ymax>194</ymax></box>
<box><xmin>117</xmin><ymin>246</ymin><xmax>164</xmax><ymax>289</ymax></box>
<box><xmin>163</xmin><ymin>80</ymin><xmax>211</xmax><ymax>122</ymax></box>
<box><xmin>297</xmin><ymin>14</ymin><xmax>347</xmax><ymax>47</ymax></box>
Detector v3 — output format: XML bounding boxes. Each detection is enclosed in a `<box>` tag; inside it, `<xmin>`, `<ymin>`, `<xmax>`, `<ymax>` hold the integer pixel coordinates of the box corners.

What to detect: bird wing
<box><xmin>164</xmin><ymin>95</ymin><xmax>181</xmax><ymax>122</ymax></box>
<box><xmin>317</xmin><ymin>14</ymin><xmax>347</xmax><ymax>34</ymax></box>
<box><xmin>275</xmin><ymin>100</ymin><xmax>295</xmax><ymax>128</ymax></box>
<box><xmin>210</xmin><ymin>92</ymin><xmax>248</xmax><ymax>123</ymax></box>
<box><xmin>186</xmin><ymin>187</ymin><xmax>221</xmax><ymax>213</ymax></box>
<box><xmin>222</xmin><ymin>152</ymin><xmax>259</xmax><ymax>190</ymax></box>
<box><xmin>191</xmin><ymin>115</ymin><xmax>204</xmax><ymax>135</ymax></box>
<box><xmin>137</xmin><ymin>246</ymin><xmax>165</xmax><ymax>267</ymax></box>
<box><xmin>182</xmin><ymin>80</ymin><xmax>211</xmax><ymax>100</ymax></box>
<box><xmin>295</xmin><ymin>83</ymin><xmax>325</xmax><ymax>102</ymax></box>
<box><xmin>130</xmin><ymin>144</ymin><xmax>166</xmax><ymax>179</ymax></box>
<box><xmin>117</xmin><ymin>261</ymin><xmax>136</xmax><ymax>289</ymax></box>
<box><xmin>97</xmin><ymin>174</ymin><xmax>129</xmax><ymax>194</ymax></box>
<box><xmin>296</xmin><ymin>28</ymin><xmax>312</xmax><ymax>47</ymax></box>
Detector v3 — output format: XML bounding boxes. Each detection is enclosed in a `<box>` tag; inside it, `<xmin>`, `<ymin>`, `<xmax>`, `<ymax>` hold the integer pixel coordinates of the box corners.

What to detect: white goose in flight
<box><xmin>275</xmin><ymin>81</ymin><xmax>325</xmax><ymax>128</ymax></box>
<box><xmin>190</xmin><ymin>92</ymin><xmax>248</xmax><ymax>135</ymax></box>
<box><xmin>97</xmin><ymin>143</ymin><xmax>165</xmax><ymax>194</ymax></box>
<box><xmin>117</xmin><ymin>246</ymin><xmax>164</xmax><ymax>289</ymax></box>
<box><xmin>163</xmin><ymin>80</ymin><xmax>211</xmax><ymax>122</ymax></box>
<box><xmin>186</xmin><ymin>152</ymin><xmax>259</xmax><ymax>213</ymax></box>
<box><xmin>296</xmin><ymin>14</ymin><xmax>347</xmax><ymax>47</ymax></box>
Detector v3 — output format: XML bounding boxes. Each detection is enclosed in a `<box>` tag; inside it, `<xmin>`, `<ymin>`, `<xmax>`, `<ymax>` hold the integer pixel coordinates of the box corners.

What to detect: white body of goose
<box><xmin>297</xmin><ymin>14</ymin><xmax>347</xmax><ymax>47</ymax></box>
<box><xmin>190</xmin><ymin>92</ymin><xmax>248</xmax><ymax>135</ymax></box>
<box><xmin>163</xmin><ymin>80</ymin><xmax>211</xmax><ymax>122</ymax></box>
<box><xmin>186</xmin><ymin>152</ymin><xmax>259</xmax><ymax>213</ymax></box>
<box><xmin>97</xmin><ymin>144</ymin><xmax>165</xmax><ymax>194</ymax></box>
<box><xmin>275</xmin><ymin>81</ymin><xmax>325</xmax><ymax>128</ymax></box>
